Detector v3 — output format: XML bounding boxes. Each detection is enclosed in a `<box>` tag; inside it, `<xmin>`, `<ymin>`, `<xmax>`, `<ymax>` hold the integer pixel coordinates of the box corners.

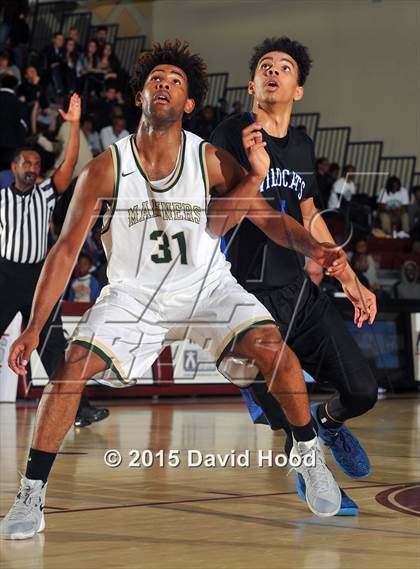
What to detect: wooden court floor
<box><xmin>1</xmin><ymin>395</ymin><xmax>419</xmax><ymax>569</ymax></box>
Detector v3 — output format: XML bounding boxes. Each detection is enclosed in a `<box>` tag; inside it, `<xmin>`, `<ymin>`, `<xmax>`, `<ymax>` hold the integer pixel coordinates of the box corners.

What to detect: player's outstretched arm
<box><xmin>8</xmin><ymin>150</ymin><xmax>114</xmax><ymax>375</ymax></box>
<box><xmin>301</xmin><ymin>197</ymin><xmax>377</xmax><ymax>326</ymax></box>
<box><xmin>205</xmin><ymin>131</ymin><xmax>346</xmax><ymax>275</ymax></box>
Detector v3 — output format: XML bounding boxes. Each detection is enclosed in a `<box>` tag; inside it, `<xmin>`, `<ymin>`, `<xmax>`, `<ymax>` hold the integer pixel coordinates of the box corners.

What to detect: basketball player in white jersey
<box><xmin>2</xmin><ymin>41</ymin><xmax>348</xmax><ymax>539</ymax></box>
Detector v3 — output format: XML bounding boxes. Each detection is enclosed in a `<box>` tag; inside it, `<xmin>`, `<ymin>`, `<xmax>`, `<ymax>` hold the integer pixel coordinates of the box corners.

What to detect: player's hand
<box><xmin>341</xmin><ymin>277</ymin><xmax>377</xmax><ymax>327</ymax></box>
<box><xmin>58</xmin><ymin>92</ymin><xmax>81</xmax><ymax>123</ymax></box>
<box><xmin>242</xmin><ymin>123</ymin><xmax>269</xmax><ymax>179</ymax></box>
<box><xmin>313</xmin><ymin>242</ymin><xmax>347</xmax><ymax>276</ymax></box>
<box><xmin>8</xmin><ymin>328</ymin><xmax>40</xmax><ymax>376</ymax></box>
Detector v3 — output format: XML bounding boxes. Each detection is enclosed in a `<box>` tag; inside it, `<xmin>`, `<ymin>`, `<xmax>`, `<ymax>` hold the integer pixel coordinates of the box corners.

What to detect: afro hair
<box><xmin>131</xmin><ymin>39</ymin><xmax>208</xmax><ymax>111</ymax></box>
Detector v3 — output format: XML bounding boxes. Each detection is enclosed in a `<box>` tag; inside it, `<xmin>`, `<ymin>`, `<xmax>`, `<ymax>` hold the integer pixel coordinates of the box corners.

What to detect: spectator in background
<box><xmin>315</xmin><ymin>156</ymin><xmax>330</xmax><ymax>209</ymax></box>
<box><xmin>295</xmin><ymin>124</ymin><xmax>307</xmax><ymax>135</ymax></box>
<box><xmin>328</xmin><ymin>164</ymin><xmax>356</xmax><ymax>209</ymax></box>
<box><xmin>81</xmin><ymin>117</ymin><xmax>101</xmax><ymax>155</ymax></box>
<box><xmin>97</xmin><ymin>42</ymin><xmax>120</xmax><ymax>83</ymax></box>
<box><xmin>94</xmin><ymin>26</ymin><xmax>108</xmax><ymax>49</ymax></box>
<box><xmin>327</xmin><ymin>162</ymin><xmax>340</xmax><ymax>188</ymax></box>
<box><xmin>192</xmin><ymin>105</ymin><xmax>216</xmax><ymax>140</ymax></box>
<box><xmin>348</xmin><ymin>237</ymin><xmax>379</xmax><ymax>290</ymax></box>
<box><xmin>62</xmin><ymin>37</ymin><xmax>78</xmax><ymax>92</ymax></box>
<box><xmin>0</xmin><ymin>49</ymin><xmax>22</xmax><ymax>83</ymax></box>
<box><xmin>9</xmin><ymin>8</ymin><xmax>29</xmax><ymax>69</ymax></box>
<box><xmin>68</xmin><ymin>27</ymin><xmax>82</xmax><ymax>56</ymax></box>
<box><xmin>230</xmin><ymin>100</ymin><xmax>242</xmax><ymax>115</ymax></box>
<box><xmin>0</xmin><ymin>2</ymin><xmax>15</xmax><ymax>48</ymax></box>
<box><xmin>18</xmin><ymin>65</ymin><xmax>47</xmax><ymax>105</ymax></box>
<box><xmin>52</xmin><ymin>111</ymin><xmax>93</xmax><ymax>178</ymax></box>
<box><xmin>392</xmin><ymin>261</ymin><xmax>420</xmax><ymax>300</ymax></box>
<box><xmin>378</xmin><ymin>176</ymin><xmax>410</xmax><ymax>235</ymax></box>
<box><xmin>93</xmin><ymin>82</ymin><xmax>123</xmax><ymax>129</ymax></box>
<box><xmin>41</xmin><ymin>32</ymin><xmax>65</xmax><ymax>95</ymax></box>
<box><xmin>215</xmin><ymin>97</ymin><xmax>229</xmax><ymax>124</ymax></box>
<box><xmin>0</xmin><ymin>74</ymin><xmax>27</xmax><ymax>169</ymax></box>
<box><xmin>68</xmin><ymin>253</ymin><xmax>100</xmax><ymax>303</ymax></box>
<box><xmin>0</xmin><ymin>166</ymin><xmax>14</xmax><ymax>187</ymax></box>
<box><xmin>408</xmin><ymin>185</ymin><xmax>420</xmax><ymax>231</ymax></box>
<box><xmin>100</xmin><ymin>116</ymin><xmax>128</xmax><ymax>150</ymax></box>
<box><xmin>18</xmin><ymin>65</ymin><xmax>52</xmax><ymax>134</ymax></box>
<box><xmin>76</xmin><ymin>39</ymin><xmax>101</xmax><ymax>95</ymax></box>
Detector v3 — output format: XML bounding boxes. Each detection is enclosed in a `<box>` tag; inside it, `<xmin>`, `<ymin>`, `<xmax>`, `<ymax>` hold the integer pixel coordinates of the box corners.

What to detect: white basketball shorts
<box><xmin>70</xmin><ymin>271</ymin><xmax>275</xmax><ymax>387</ymax></box>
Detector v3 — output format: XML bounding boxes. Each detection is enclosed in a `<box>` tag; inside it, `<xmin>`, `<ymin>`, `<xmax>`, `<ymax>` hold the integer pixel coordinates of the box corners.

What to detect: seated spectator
<box><xmin>0</xmin><ymin>74</ymin><xmax>27</xmax><ymax>169</ymax></box>
<box><xmin>392</xmin><ymin>260</ymin><xmax>420</xmax><ymax>300</ymax></box>
<box><xmin>18</xmin><ymin>65</ymin><xmax>48</xmax><ymax>106</ymax></box>
<box><xmin>53</xmin><ymin>112</ymin><xmax>93</xmax><ymax>178</ymax></box>
<box><xmin>68</xmin><ymin>253</ymin><xmax>100</xmax><ymax>303</ymax></box>
<box><xmin>328</xmin><ymin>164</ymin><xmax>356</xmax><ymax>209</ymax></box>
<box><xmin>408</xmin><ymin>185</ymin><xmax>420</xmax><ymax>232</ymax></box>
<box><xmin>19</xmin><ymin>66</ymin><xmax>46</xmax><ymax>134</ymax></box>
<box><xmin>327</xmin><ymin>162</ymin><xmax>340</xmax><ymax>188</ymax></box>
<box><xmin>0</xmin><ymin>49</ymin><xmax>21</xmax><ymax>83</ymax></box>
<box><xmin>215</xmin><ymin>97</ymin><xmax>229</xmax><ymax>124</ymax></box>
<box><xmin>62</xmin><ymin>37</ymin><xmax>78</xmax><ymax>92</ymax></box>
<box><xmin>100</xmin><ymin>116</ymin><xmax>129</xmax><ymax>150</ymax></box>
<box><xmin>41</xmin><ymin>32</ymin><xmax>65</xmax><ymax>95</ymax></box>
<box><xmin>315</xmin><ymin>156</ymin><xmax>330</xmax><ymax>209</ymax></box>
<box><xmin>348</xmin><ymin>237</ymin><xmax>379</xmax><ymax>290</ymax></box>
<box><xmin>230</xmin><ymin>100</ymin><xmax>242</xmax><ymax>115</ymax></box>
<box><xmin>0</xmin><ymin>167</ymin><xmax>14</xmax><ymax>187</ymax></box>
<box><xmin>81</xmin><ymin>117</ymin><xmax>101</xmax><ymax>155</ymax></box>
<box><xmin>68</xmin><ymin>27</ymin><xmax>82</xmax><ymax>56</ymax></box>
<box><xmin>76</xmin><ymin>40</ymin><xmax>102</xmax><ymax>96</ymax></box>
<box><xmin>191</xmin><ymin>105</ymin><xmax>216</xmax><ymax>141</ymax></box>
<box><xmin>378</xmin><ymin>176</ymin><xmax>410</xmax><ymax>235</ymax></box>
<box><xmin>9</xmin><ymin>8</ymin><xmax>29</xmax><ymax>69</ymax></box>
<box><xmin>97</xmin><ymin>42</ymin><xmax>120</xmax><ymax>83</ymax></box>
<box><xmin>295</xmin><ymin>124</ymin><xmax>307</xmax><ymax>135</ymax></box>
<box><xmin>94</xmin><ymin>26</ymin><xmax>108</xmax><ymax>49</ymax></box>
<box><xmin>93</xmin><ymin>82</ymin><xmax>124</xmax><ymax>129</ymax></box>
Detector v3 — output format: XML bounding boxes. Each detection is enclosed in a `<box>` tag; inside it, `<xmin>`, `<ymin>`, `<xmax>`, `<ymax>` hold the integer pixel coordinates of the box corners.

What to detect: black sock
<box><xmin>317</xmin><ymin>403</ymin><xmax>343</xmax><ymax>430</ymax></box>
<box><xmin>290</xmin><ymin>420</ymin><xmax>316</xmax><ymax>443</ymax></box>
<box><xmin>284</xmin><ymin>434</ymin><xmax>293</xmax><ymax>456</ymax></box>
<box><xmin>25</xmin><ymin>448</ymin><xmax>57</xmax><ymax>483</ymax></box>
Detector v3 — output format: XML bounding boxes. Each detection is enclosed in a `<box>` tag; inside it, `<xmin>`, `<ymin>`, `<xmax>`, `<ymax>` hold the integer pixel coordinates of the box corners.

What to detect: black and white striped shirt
<box><xmin>0</xmin><ymin>179</ymin><xmax>58</xmax><ymax>264</ymax></box>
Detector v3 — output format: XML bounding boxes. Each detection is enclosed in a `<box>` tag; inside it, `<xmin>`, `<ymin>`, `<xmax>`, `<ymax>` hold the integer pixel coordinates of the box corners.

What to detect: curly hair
<box><xmin>131</xmin><ymin>40</ymin><xmax>208</xmax><ymax>111</ymax></box>
<box><xmin>249</xmin><ymin>37</ymin><xmax>313</xmax><ymax>86</ymax></box>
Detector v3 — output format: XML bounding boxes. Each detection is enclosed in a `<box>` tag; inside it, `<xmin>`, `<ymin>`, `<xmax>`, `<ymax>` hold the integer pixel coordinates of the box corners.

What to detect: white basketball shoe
<box><xmin>0</xmin><ymin>476</ymin><xmax>46</xmax><ymax>540</ymax></box>
<box><xmin>290</xmin><ymin>436</ymin><xmax>341</xmax><ymax>517</ymax></box>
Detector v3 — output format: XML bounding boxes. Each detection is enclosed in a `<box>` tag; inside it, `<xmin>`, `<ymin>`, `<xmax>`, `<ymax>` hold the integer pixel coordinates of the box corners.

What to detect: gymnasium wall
<box><xmin>150</xmin><ymin>0</ymin><xmax>420</xmax><ymax>166</ymax></box>
<box><xmin>82</xmin><ymin>0</ymin><xmax>153</xmax><ymax>39</ymax></box>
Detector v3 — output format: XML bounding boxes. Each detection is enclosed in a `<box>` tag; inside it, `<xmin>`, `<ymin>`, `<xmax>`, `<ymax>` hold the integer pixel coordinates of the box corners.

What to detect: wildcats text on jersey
<box><xmin>260</xmin><ymin>167</ymin><xmax>306</xmax><ymax>199</ymax></box>
<box><xmin>128</xmin><ymin>199</ymin><xmax>201</xmax><ymax>228</ymax></box>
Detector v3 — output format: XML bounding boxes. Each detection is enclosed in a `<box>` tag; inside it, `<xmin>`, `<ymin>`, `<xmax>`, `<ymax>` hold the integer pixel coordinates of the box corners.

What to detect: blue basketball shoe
<box><xmin>296</xmin><ymin>473</ymin><xmax>358</xmax><ymax>516</ymax></box>
<box><xmin>311</xmin><ymin>403</ymin><xmax>370</xmax><ymax>479</ymax></box>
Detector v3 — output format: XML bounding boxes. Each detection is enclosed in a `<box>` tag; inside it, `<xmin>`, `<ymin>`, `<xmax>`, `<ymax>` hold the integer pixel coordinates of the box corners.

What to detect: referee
<box><xmin>0</xmin><ymin>93</ymin><xmax>108</xmax><ymax>427</ymax></box>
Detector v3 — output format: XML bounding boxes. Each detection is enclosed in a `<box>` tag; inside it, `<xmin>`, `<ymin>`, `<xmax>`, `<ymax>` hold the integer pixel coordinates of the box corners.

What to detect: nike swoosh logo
<box><xmin>122</xmin><ymin>171</ymin><xmax>135</xmax><ymax>177</ymax></box>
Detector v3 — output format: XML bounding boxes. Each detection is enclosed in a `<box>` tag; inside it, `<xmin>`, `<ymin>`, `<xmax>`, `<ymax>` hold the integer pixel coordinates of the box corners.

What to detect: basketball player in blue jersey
<box><xmin>1</xmin><ymin>41</ymin><xmax>349</xmax><ymax>540</ymax></box>
<box><xmin>211</xmin><ymin>37</ymin><xmax>378</xmax><ymax>515</ymax></box>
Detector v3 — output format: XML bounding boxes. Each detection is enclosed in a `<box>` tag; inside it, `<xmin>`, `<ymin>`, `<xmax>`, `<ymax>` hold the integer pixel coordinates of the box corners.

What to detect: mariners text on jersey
<box><xmin>128</xmin><ymin>199</ymin><xmax>201</xmax><ymax>227</ymax></box>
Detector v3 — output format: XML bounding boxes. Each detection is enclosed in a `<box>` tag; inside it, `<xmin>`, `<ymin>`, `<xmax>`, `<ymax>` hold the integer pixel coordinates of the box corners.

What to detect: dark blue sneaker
<box><xmin>296</xmin><ymin>473</ymin><xmax>358</xmax><ymax>516</ymax></box>
<box><xmin>311</xmin><ymin>403</ymin><xmax>370</xmax><ymax>479</ymax></box>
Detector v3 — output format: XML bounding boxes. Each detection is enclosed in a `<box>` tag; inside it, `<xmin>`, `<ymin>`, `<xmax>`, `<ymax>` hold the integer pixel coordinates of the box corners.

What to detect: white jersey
<box><xmin>102</xmin><ymin>130</ymin><xmax>229</xmax><ymax>298</ymax></box>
